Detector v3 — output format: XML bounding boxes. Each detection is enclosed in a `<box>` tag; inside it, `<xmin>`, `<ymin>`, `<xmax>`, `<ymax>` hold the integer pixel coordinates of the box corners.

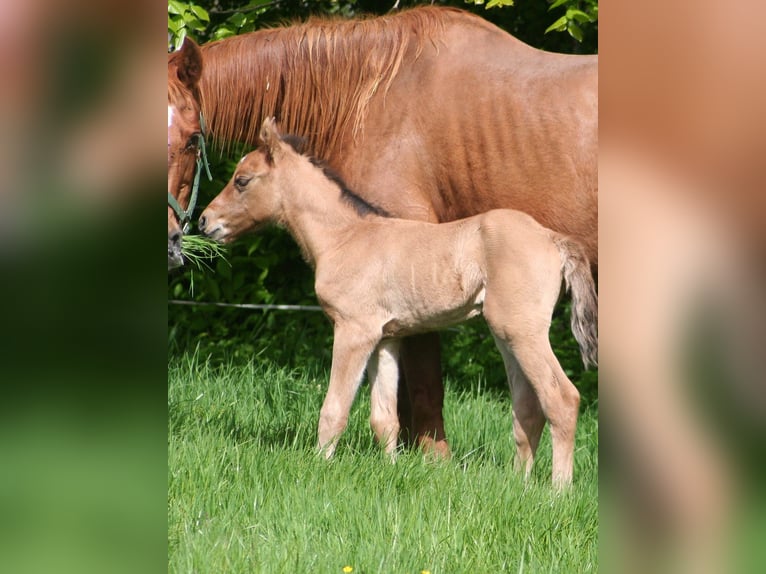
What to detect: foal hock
<box><xmin>199</xmin><ymin>118</ymin><xmax>597</xmax><ymax>486</ymax></box>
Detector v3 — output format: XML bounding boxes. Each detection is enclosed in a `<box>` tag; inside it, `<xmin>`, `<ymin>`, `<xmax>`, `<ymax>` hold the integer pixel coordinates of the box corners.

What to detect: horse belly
<box><xmin>381</xmin><ymin>253</ymin><xmax>486</xmax><ymax>337</ymax></box>
<box><xmin>382</xmin><ymin>292</ymin><xmax>484</xmax><ymax>337</ymax></box>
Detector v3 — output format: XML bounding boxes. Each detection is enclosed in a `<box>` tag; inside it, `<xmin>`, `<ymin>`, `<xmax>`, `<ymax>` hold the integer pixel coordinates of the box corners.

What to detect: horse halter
<box><xmin>168</xmin><ymin>112</ymin><xmax>213</xmax><ymax>233</ymax></box>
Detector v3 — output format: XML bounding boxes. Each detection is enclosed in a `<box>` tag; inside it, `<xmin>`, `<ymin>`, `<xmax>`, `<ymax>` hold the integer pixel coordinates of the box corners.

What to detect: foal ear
<box><xmin>259</xmin><ymin>117</ymin><xmax>283</xmax><ymax>162</ymax></box>
<box><xmin>175</xmin><ymin>37</ymin><xmax>203</xmax><ymax>89</ymax></box>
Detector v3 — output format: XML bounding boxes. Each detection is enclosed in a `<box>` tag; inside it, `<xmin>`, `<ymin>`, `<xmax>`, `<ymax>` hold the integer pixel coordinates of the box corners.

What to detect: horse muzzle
<box><xmin>197</xmin><ymin>214</ymin><xmax>226</xmax><ymax>242</ymax></box>
<box><xmin>168</xmin><ymin>232</ymin><xmax>184</xmax><ymax>270</ymax></box>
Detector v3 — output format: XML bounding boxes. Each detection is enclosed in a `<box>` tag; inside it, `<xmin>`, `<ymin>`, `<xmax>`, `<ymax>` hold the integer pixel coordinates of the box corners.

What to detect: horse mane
<box><xmin>280</xmin><ymin>135</ymin><xmax>391</xmax><ymax>218</ymax></box>
<box><xmin>198</xmin><ymin>6</ymin><xmax>463</xmax><ymax>159</ymax></box>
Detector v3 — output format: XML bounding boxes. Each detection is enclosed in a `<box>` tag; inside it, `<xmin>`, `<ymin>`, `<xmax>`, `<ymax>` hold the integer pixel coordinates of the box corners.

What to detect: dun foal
<box><xmin>199</xmin><ymin>119</ymin><xmax>597</xmax><ymax>487</ymax></box>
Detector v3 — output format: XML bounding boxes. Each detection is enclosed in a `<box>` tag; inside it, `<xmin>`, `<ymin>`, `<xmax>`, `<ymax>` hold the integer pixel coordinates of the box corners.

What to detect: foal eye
<box><xmin>235</xmin><ymin>176</ymin><xmax>252</xmax><ymax>190</ymax></box>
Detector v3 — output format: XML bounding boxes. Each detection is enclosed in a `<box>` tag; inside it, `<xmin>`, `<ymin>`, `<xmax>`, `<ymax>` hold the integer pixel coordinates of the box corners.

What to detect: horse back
<box><xmin>337</xmin><ymin>19</ymin><xmax>597</xmax><ymax>261</ymax></box>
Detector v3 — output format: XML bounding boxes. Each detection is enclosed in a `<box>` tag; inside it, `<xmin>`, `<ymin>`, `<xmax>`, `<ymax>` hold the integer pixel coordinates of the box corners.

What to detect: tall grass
<box><xmin>169</xmin><ymin>352</ymin><xmax>597</xmax><ymax>573</ymax></box>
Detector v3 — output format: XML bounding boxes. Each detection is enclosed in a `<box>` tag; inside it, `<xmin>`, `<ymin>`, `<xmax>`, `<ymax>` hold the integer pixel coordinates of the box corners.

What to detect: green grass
<box><xmin>181</xmin><ymin>234</ymin><xmax>228</xmax><ymax>269</ymax></box>
<box><xmin>168</xmin><ymin>352</ymin><xmax>598</xmax><ymax>573</ymax></box>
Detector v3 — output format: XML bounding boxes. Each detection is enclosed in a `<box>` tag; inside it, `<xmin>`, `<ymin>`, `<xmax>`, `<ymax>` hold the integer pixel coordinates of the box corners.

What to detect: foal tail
<box><xmin>554</xmin><ymin>236</ymin><xmax>598</xmax><ymax>369</ymax></box>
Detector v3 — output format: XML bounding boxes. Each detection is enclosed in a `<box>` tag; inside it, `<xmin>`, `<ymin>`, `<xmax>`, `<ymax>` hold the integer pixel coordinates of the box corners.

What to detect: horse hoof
<box><xmin>418</xmin><ymin>436</ymin><xmax>452</xmax><ymax>461</ymax></box>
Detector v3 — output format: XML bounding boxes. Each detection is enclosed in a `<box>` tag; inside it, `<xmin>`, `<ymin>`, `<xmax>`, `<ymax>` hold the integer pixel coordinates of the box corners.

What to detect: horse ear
<box><xmin>176</xmin><ymin>37</ymin><xmax>203</xmax><ymax>89</ymax></box>
<box><xmin>259</xmin><ymin>117</ymin><xmax>282</xmax><ymax>162</ymax></box>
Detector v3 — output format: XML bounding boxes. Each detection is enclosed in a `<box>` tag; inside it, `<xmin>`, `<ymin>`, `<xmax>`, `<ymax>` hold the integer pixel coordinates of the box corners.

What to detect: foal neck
<box><xmin>278</xmin><ymin>154</ymin><xmax>386</xmax><ymax>266</ymax></box>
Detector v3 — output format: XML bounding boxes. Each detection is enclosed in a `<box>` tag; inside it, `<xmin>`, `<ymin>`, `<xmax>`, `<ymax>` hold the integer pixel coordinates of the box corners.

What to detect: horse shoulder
<box><xmin>313</xmin><ymin>242</ymin><xmax>387</xmax><ymax>321</ymax></box>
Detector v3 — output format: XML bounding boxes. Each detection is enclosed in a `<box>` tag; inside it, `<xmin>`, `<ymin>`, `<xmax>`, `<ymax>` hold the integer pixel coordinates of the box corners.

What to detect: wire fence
<box><xmin>168</xmin><ymin>299</ymin><xmax>471</xmax><ymax>335</ymax></box>
<box><xmin>168</xmin><ymin>299</ymin><xmax>323</xmax><ymax>312</ymax></box>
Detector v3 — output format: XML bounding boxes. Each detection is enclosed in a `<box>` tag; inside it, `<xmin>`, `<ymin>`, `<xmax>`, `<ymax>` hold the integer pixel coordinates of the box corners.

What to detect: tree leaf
<box><xmin>190</xmin><ymin>5</ymin><xmax>210</xmax><ymax>22</ymax></box>
<box><xmin>566</xmin><ymin>8</ymin><xmax>593</xmax><ymax>23</ymax></box>
<box><xmin>567</xmin><ymin>21</ymin><xmax>584</xmax><ymax>42</ymax></box>
<box><xmin>184</xmin><ymin>16</ymin><xmax>207</xmax><ymax>32</ymax></box>
<box><xmin>213</xmin><ymin>26</ymin><xmax>235</xmax><ymax>40</ymax></box>
<box><xmin>545</xmin><ymin>15</ymin><xmax>569</xmax><ymax>34</ymax></box>
<box><xmin>167</xmin><ymin>0</ymin><xmax>185</xmax><ymax>16</ymax></box>
<box><xmin>228</xmin><ymin>13</ymin><xmax>248</xmax><ymax>28</ymax></box>
<box><xmin>548</xmin><ymin>0</ymin><xmax>569</xmax><ymax>11</ymax></box>
<box><xmin>176</xmin><ymin>28</ymin><xmax>188</xmax><ymax>49</ymax></box>
<box><xmin>486</xmin><ymin>0</ymin><xmax>513</xmax><ymax>8</ymax></box>
<box><xmin>167</xmin><ymin>16</ymin><xmax>181</xmax><ymax>35</ymax></box>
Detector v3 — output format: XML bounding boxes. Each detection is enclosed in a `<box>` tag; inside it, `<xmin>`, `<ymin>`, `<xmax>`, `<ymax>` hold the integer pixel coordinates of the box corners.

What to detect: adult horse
<box><xmin>167</xmin><ymin>6</ymin><xmax>598</xmax><ymax>457</ymax></box>
<box><xmin>167</xmin><ymin>45</ymin><xmax>211</xmax><ymax>269</ymax></box>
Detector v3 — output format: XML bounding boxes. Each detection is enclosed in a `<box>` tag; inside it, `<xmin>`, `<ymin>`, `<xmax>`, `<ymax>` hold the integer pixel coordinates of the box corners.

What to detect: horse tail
<box><xmin>554</xmin><ymin>236</ymin><xmax>598</xmax><ymax>369</ymax></box>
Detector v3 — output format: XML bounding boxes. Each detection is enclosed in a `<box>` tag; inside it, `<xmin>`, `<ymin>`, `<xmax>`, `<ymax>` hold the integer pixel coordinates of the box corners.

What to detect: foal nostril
<box><xmin>169</xmin><ymin>230</ymin><xmax>182</xmax><ymax>246</ymax></box>
<box><xmin>198</xmin><ymin>215</ymin><xmax>207</xmax><ymax>232</ymax></box>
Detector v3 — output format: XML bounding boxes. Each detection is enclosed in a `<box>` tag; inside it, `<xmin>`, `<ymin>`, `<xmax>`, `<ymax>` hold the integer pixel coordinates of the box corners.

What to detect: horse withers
<box><xmin>199</xmin><ymin>119</ymin><xmax>597</xmax><ymax>487</ymax></box>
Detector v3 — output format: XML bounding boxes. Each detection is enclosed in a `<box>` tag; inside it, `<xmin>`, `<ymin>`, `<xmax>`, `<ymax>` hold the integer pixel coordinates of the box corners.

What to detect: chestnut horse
<box><xmin>167</xmin><ymin>47</ymin><xmax>212</xmax><ymax>269</ymax></box>
<box><xmin>167</xmin><ymin>6</ymin><xmax>598</xmax><ymax>456</ymax></box>
<box><xmin>199</xmin><ymin>118</ymin><xmax>597</xmax><ymax>485</ymax></box>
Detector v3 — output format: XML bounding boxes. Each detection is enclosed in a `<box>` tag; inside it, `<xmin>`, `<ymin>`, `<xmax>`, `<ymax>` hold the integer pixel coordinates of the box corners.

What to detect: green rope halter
<box><xmin>168</xmin><ymin>112</ymin><xmax>212</xmax><ymax>232</ymax></box>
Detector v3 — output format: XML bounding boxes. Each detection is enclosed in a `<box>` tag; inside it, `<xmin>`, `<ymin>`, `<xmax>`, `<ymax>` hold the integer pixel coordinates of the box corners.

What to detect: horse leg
<box><xmin>367</xmin><ymin>339</ymin><xmax>401</xmax><ymax>458</ymax></box>
<box><xmin>399</xmin><ymin>333</ymin><xmax>451</xmax><ymax>459</ymax></box>
<box><xmin>318</xmin><ymin>324</ymin><xmax>379</xmax><ymax>458</ymax></box>
<box><xmin>485</xmin><ymin>296</ymin><xmax>579</xmax><ymax>486</ymax></box>
<box><xmin>509</xmin><ymin>335</ymin><xmax>580</xmax><ymax>488</ymax></box>
<box><xmin>492</xmin><ymin>336</ymin><xmax>546</xmax><ymax>479</ymax></box>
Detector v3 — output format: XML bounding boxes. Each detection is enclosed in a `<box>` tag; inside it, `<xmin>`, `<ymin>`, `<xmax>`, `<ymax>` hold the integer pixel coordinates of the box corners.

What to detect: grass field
<box><xmin>168</xmin><ymin>351</ymin><xmax>598</xmax><ymax>573</ymax></box>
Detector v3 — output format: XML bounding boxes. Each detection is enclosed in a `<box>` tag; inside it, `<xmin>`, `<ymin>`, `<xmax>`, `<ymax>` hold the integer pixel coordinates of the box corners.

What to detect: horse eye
<box><xmin>185</xmin><ymin>134</ymin><xmax>200</xmax><ymax>151</ymax></box>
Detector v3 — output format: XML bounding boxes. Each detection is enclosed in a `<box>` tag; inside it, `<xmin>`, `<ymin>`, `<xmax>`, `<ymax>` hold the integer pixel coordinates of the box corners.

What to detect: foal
<box><xmin>199</xmin><ymin>118</ymin><xmax>597</xmax><ymax>487</ymax></box>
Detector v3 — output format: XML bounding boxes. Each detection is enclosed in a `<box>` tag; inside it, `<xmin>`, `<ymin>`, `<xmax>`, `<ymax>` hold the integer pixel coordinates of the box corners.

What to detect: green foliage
<box><xmin>168</xmin><ymin>1</ymin><xmax>597</xmax><ymax>53</ymax></box>
<box><xmin>465</xmin><ymin>0</ymin><xmax>515</xmax><ymax>10</ymax></box>
<box><xmin>169</xmin><ymin>354</ymin><xmax>598</xmax><ymax>572</ymax></box>
<box><xmin>544</xmin><ymin>0</ymin><xmax>598</xmax><ymax>43</ymax></box>
<box><xmin>461</xmin><ymin>0</ymin><xmax>597</xmax><ymax>44</ymax></box>
<box><xmin>167</xmin><ymin>1</ymin><xmax>210</xmax><ymax>50</ymax></box>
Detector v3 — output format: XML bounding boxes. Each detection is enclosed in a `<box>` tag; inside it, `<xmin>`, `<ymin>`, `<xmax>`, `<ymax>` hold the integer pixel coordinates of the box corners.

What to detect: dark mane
<box><xmin>280</xmin><ymin>136</ymin><xmax>390</xmax><ymax>218</ymax></box>
<box><xmin>197</xmin><ymin>6</ymin><xmax>467</xmax><ymax>158</ymax></box>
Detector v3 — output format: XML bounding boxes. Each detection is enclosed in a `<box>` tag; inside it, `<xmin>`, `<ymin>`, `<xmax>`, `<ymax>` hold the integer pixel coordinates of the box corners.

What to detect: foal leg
<box><xmin>510</xmin><ymin>336</ymin><xmax>580</xmax><ymax>488</ymax></box>
<box><xmin>485</xmin><ymin>297</ymin><xmax>579</xmax><ymax>486</ymax></box>
<box><xmin>367</xmin><ymin>339</ymin><xmax>401</xmax><ymax>458</ymax></box>
<box><xmin>483</xmin><ymin>231</ymin><xmax>579</xmax><ymax>487</ymax></box>
<box><xmin>399</xmin><ymin>333</ymin><xmax>450</xmax><ymax>459</ymax></box>
<box><xmin>493</xmin><ymin>336</ymin><xmax>546</xmax><ymax>479</ymax></box>
<box><xmin>318</xmin><ymin>324</ymin><xmax>379</xmax><ymax>458</ymax></box>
